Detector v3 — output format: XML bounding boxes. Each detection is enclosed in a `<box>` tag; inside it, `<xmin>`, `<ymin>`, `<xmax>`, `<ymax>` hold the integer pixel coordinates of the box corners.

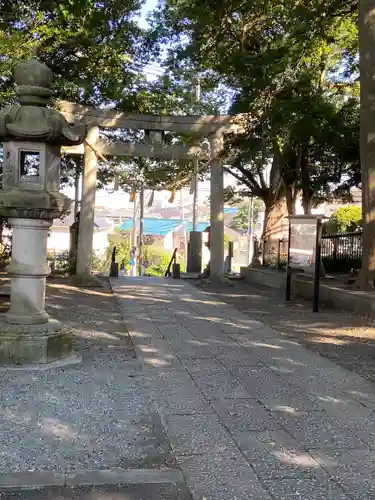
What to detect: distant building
<box><xmin>48</xmin><ymin>213</ymin><xmax>110</xmax><ymax>255</ymax></box>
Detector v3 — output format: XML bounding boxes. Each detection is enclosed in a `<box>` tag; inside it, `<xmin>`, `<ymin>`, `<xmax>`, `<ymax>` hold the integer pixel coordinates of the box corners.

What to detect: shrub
<box><xmin>324</xmin><ymin>206</ymin><xmax>362</xmax><ymax>234</ymax></box>
<box><xmin>143</xmin><ymin>246</ymin><xmax>172</xmax><ymax>276</ymax></box>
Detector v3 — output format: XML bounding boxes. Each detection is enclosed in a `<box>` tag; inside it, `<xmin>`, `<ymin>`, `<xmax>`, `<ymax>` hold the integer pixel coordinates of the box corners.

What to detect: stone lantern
<box><xmin>0</xmin><ymin>58</ymin><xmax>87</xmax><ymax>364</ymax></box>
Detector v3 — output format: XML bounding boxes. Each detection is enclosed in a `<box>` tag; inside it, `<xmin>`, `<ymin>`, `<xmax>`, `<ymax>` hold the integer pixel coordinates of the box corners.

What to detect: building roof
<box><xmin>119</xmin><ymin>218</ymin><xmax>209</xmax><ymax>236</ymax></box>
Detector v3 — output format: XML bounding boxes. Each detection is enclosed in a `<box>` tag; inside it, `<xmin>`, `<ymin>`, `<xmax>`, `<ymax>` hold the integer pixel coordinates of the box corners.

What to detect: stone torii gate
<box><xmin>58</xmin><ymin>100</ymin><xmax>238</xmax><ymax>281</ymax></box>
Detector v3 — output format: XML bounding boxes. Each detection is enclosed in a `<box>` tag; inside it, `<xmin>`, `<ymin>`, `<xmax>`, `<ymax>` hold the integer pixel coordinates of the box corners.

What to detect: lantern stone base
<box><xmin>0</xmin><ymin>319</ymin><xmax>73</xmax><ymax>365</ymax></box>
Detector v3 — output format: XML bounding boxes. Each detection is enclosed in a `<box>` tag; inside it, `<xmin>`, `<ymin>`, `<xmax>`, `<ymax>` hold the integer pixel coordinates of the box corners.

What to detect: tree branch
<box><xmin>224</xmin><ymin>166</ymin><xmax>263</xmax><ymax>197</ymax></box>
<box><xmin>232</xmin><ymin>158</ymin><xmax>262</xmax><ymax>191</ymax></box>
<box><xmin>256</xmin><ymin>151</ymin><xmax>267</xmax><ymax>189</ymax></box>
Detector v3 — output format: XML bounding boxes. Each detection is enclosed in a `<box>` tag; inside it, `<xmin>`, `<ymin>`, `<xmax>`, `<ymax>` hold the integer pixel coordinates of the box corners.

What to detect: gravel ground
<box><xmin>193</xmin><ymin>279</ymin><xmax>375</xmax><ymax>383</ymax></box>
<box><xmin>0</xmin><ymin>278</ymin><xmax>175</xmax><ymax>474</ymax></box>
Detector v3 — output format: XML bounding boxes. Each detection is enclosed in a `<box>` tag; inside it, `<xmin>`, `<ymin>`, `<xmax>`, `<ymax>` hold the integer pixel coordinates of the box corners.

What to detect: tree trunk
<box><xmin>284</xmin><ymin>183</ymin><xmax>298</xmax><ymax>215</ymax></box>
<box><xmin>301</xmin><ymin>193</ymin><xmax>313</xmax><ymax>215</ymax></box>
<box><xmin>260</xmin><ymin>195</ymin><xmax>288</xmax><ymax>267</ymax></box>
<box><xmin>356</xmin><ymin>0</ymin><xmax>375</xmax><ymax>288</ymax></box>
<box><xmin>300</xmin><ymin>145</ymin><xmax>313</xmax><ymax>215</ymax></box>
<box><xmin>262</xmin><ymin>194</ymin><xmax>288</xmax><ymax>241</ymax></box>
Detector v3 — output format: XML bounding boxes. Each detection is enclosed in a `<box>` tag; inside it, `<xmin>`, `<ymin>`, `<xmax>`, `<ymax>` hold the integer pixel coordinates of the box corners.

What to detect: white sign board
<box><xmin>289</xmin><ymin>218</ymin><xmax>317</xmax><ymax>270</ymax></box>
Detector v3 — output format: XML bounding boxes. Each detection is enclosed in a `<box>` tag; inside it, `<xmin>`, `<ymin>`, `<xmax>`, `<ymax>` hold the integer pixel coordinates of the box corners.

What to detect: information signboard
<box><xmin>289</xmin><ymin>218</ymin><xmax>317</xmax><ymax>270</ymax></box>
<box><xmin>285</xmin><ymin>215</ymin><xmax>325</xmax><ymax>312</ymax></box>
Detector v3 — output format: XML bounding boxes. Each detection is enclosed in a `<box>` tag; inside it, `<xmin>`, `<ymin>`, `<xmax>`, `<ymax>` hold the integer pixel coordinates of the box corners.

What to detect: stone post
<box><xmin>74</xmin><ymin>126</ymin><xmax>100</xmax><ymax>284</ymax></box>
<box><xmin>0</xmin><ymin>57</ymin><xmax>87</xmax><ymax>364</ymax></box>
<box><xmin>186</xmin><ymin>231</ymin><xmax>202</xmax><ymax>274</ymax></box>
<box><xmin>209</xmin><ymin>133</ymin><xmax>224</xmax><ymax>279</ymax></box>
<box><xmin>69</xmin><ymin>212</ymin><xmax>80</xmax><ymax>273</ymax></box>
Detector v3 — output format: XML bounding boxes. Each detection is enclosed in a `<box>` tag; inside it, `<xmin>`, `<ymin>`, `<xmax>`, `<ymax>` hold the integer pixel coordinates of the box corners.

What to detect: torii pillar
<box><xmin>209</xmin><ymin>133</ymin><xmax>224</xmax><ymax>280</ymax></box>
<box><xmin>70</xmin><ymin>126</ymin><xmax>101</xmax><ymax>287</ymax></box>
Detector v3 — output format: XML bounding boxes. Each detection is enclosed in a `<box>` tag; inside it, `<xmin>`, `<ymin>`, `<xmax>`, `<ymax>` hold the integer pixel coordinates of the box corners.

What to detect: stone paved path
<box><xmin>111</xmin><ymin>276</ymin><xmax>375</xmax><ymax>500</ymax></box>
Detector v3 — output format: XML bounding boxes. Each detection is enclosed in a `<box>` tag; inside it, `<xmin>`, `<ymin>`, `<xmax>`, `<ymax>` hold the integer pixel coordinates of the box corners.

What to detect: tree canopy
<box><xmin>0</xmin><ymin>0</ymin><xmax>143</xmax><ymax>106</ymax></box>
<box><xmin>147</xmin><ymin>0</ymin><xmax>360</xmax><ymax>240</ymax></box>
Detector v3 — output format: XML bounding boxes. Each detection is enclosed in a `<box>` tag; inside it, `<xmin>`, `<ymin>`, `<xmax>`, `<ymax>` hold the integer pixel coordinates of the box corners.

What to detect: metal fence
<box><xmin>321</xmin><ymin>232</ymin><xmax>362</xmax><ymax>273</ymax></box>
<box><xmin>261</xmin><ymin>232</ymin><xmax>363</xmax><ymax>273</ymax></box>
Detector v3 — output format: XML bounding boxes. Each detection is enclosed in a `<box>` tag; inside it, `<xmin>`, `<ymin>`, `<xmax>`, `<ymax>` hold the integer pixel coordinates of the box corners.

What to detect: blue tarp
<box><xmin>119</xmin><ymin>218</ymin><xmax>210</xmax><ymax>236</ymax></box>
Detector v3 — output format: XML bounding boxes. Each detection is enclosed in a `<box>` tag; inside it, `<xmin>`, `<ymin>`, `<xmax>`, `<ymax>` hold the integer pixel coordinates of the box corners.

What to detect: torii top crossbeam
<box><xmin>57</xmin><ymin>100</ymin><xmax>239</xmax><ymax>135</ymax></box>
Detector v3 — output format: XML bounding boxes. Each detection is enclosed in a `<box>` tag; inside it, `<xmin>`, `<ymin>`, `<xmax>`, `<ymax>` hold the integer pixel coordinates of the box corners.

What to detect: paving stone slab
<box><xmin>143</xmin><ymin>368</ymin><xmax>214</xmax><ymax>415</ymax></box>
<box><xmin>169</xmin><ymin>343</ymin><xmax>219</xmax><ymax>359</ymax></box>
<box><xmin>260</xmin><ymin>390</ymin><xmax>323</xmax><ymax>414</ymax></box>
<box><xmin>231</xmin><ymin>429</ymin><xmax>302</xmax><ymax>456</ymax></box>
<box><xmin>274</xmin><ymin>410</ymin><xmax>366</xmax><ymax>451</ymax></box>
<box><xmin>156</xmin><ymin>324</ymin><xmax>196</xmax><ymax>341</ymax></box>
<box><xmin>248</xmin><ymin>450</ymin><xmax>328</xmax><ymax>481</ymax></box>
<box><xmin>344</xmin><ymin>388</ymin><xmax>375</xmax><ymax>411</ymax></box>
<box><xmin>188</xmin><ymin>369</ymin><xmax>251</xmax><ymax>399</ymax></box>
<box><xmin>215</xmin><ymin>350</ymin><xmax>263</xmax><ymax>367</ymax></box>
<box><xmin>164</xmin><ymin>414</ymin><xmax>238</xmax><ymax>456</ymax></box>
<box><xmin>181</xmin><ymin>358</ymin><xmax>230</xmax><ymax>374</ymax></box>
<box><xmin>174</xmin><ymin>319</ymin><xmax>223</xmax><ymax>336</ymax></box>
<box><xmin>142</xmin><ymin>366</ymin><xmax>195</xmax><ymax>388</ymax></box>
<box><xmin>178</xmin><ymin>453</ymin><xmax>272</xmax><ymax>500</ymax></box>
<box><xmin>223</xmin><ymin>323</ymin><xmax>278</xmax><ymax>337</ymax></box>
<box><xmin>280</xmin><ymin>370</ymin><xmax>344</xmax><ymax>396</ymax></box>
<box><xmin>312</xmin><ymin>448</ymin><xmax>375</xmax><ymax>477</ymax></box>
<box><xmin>262</xmin><ymin>477</ymin><xmax>351</xmax><ymax>499</ymax></box>
<box><xmin>311</xmin><ymin>394</ymin><xmax>375</xmax><ymax>447</ymax></box>
<box><xmin>150</xmin><ymin>391</ymin><xmax>214</xmax><ymax>416</ymax></box>
<box><xmin>230</xmin><ymin>366</ymin><xmax>299</xmax><ymax>401</ymax></box>
<box><xmin>0</xmin><ymin>483</ymin><xmax>193</xmax><ymax>499</ymax></box>
<box><xmin>337</xmin><ymin>477</ymin><xmax>375</xmax><ymax>500</ymax></box>
<box><xmin>182</xmin><ymin>343</ymin><xmax>263</xmax><ymax>367</ymax></box>
<box><xmin>209</xmin><ymin>398</ymin><xmax>281</xmax><ymax>432</ymax></box>
<box><xmin>238</xmin><ymin>339</ymin><xmax>317</xmax><ymax>366</ymax></box>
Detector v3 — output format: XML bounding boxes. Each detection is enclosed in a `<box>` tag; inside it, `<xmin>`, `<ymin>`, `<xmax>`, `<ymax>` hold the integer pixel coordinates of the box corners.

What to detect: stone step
<box><xmin>0</xmin><ymin>469</ymin><xmax>192</xmax><ymax>499</ymax></box>
<box><xmin>0</xmin><ymin>483</ymin><xmax>193</xmax><ymax>499</ymax></box>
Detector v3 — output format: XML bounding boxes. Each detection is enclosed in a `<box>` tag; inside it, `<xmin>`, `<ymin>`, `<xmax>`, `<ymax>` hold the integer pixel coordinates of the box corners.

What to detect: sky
<box><xmin>138</xmin><ymin>0</ymin><xmax>158</xmax><ymax>29</ymax></box>
<box><xmin>137</xmin><ymin>0</ymin><xmax>165</xmax><ymax>81</ymax></box>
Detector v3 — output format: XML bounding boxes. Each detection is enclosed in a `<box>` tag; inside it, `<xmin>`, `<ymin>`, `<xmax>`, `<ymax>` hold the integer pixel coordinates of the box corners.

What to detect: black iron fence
<box><xmin>261</xmin><ymin>232</ymin><xmax>363</xmax><ymax>273</ymax></box>
<box><xmin>262</xmin><ymin>239</ymin><xmax>288</xmax><ymax>269</ymax></box>
<box><xmin>321</xmin><ymin>232</ymin><xmax>362</xmax><ymax>273</ymax></box>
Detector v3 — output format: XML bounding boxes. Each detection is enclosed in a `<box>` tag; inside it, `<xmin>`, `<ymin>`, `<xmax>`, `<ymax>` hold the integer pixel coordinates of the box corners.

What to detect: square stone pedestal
<box><xmin>187</xmin><ymin>231</ymin><xmax>202</xmax><ymax>274</ymax></box>
<box><xmin>0</xmin><ymin>319</ymin><xmax>72</xmax><ymax>365</ymax></box>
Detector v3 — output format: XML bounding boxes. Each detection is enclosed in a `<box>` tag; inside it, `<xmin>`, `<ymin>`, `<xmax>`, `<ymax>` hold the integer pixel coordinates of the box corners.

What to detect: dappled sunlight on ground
<box><xmin>309</xmin><ymin>336</ymin><xmax>352</xmax><ymax>345</ymax></box>
<box><xmin>192</xmin><ymin>280</ymin><xmax>375</xmax><ymax>382</ymax></box>
<box><xmin>48</xmin><ymin>283</ymin><xmax>111</xmax><ymax>298</ymax></box>
<box><xmin>272</xmin><ymin>450</ymin><xmax>321</xmax><ymax>468</ymax></box>
<box><xmin>40</xmin><ymin>418</ymin><xmax>79</xmax><ymax>441</ymax></box>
